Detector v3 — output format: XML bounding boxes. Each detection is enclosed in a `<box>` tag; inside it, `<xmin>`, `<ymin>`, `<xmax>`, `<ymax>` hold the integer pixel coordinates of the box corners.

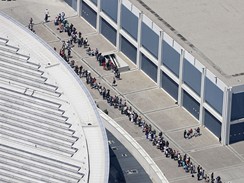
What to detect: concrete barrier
<box><xmin>99</xmin><ymin>109</ymin><xmax>169</xmax><ymax>183</ymax></box>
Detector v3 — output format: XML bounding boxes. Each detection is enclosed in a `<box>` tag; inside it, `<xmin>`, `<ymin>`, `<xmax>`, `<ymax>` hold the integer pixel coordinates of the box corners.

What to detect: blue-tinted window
<box><xmin>101</xmin><ymin>0</ymin><xmax>118</xmax><ymax>22</ymax></box>
<box><xmin>65</xmin><ymin>0</ymin><xmax>72</xmax><ymax>7</ymax></box>
<box><xmin>90</xmin><ymin>0</ymin><xmax>97</xmax><ymax>5</ymax></box>
<box><xmin>183</xmin><ymin>59</ymin><xmax>201</xmax><ymax>95</ymax></box>
<box><xmin>141</xmin><ymin>22</ymin><xmax>159</xmax><ymax>58</ymax></box>
<box><xmin>231</xmin><ymin>92</ymin><xmax>244</xmax><ymax>121</ymax></box>
<box><xmin>81</xmin><ymin>1</ymin><xmax>97</xmax><ymax>28</ymax></box>
<box><xmin>121</xmin><ymin>36</ymin><xmax>137</xmax><ymax>64</ymax></box>
<box><xmin>141</xmin><ymin>54</ymin><xmax>157</xmax><ymax>82</ymax></box>
<box><xmin>204</xmin><ymin>109</ymin><xmax>222</xmax><ymax>138</ymax></box>
<box><xmin>65</xmin><ymin>0</ymin><xmax>77</xmax><ymax>10</ymax></box>
<box><xmin>183</xmin><ymin>90</ymin><xmax>200</xmax><ymax>120</ymax></box>
<box><xmin>121</xmin><ymin>5</ymin><xmax>138</xmax><ymax>40</ymax></box>
<box><xmin>230</xmin><ymin>123</ymin><xmax>244</xmax><ymax>144</ymax></box>
<box><xmin>101</xmin><ymin>18</ymin><xmax>116</xmax><ymax>45</ymax></box>
<box><xmin>161</xmin><ymin>72</ymin><xmax>178</xmax><ymax>100</ymax></box>
<box><xmin>205</xmin><ymin>78</ymin><xmax>223</xmax><ymax>115</ymax></box>
<box><xmin>162</xmin><ymin>41</ymin><xmax>180</xmax><ymax>77</ymax></box>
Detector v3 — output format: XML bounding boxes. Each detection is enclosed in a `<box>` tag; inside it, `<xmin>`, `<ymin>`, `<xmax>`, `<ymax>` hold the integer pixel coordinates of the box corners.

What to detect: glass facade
<box><xmin>162</xmin><ymin>41</ymin><xmax>180</xmax><ymax>77</ymax></box>
<box><xmin>65</xmin><ymin>0</ymin><xmax>77</xmax><ymax>10</ymax></box>
<box><xmin>183</xmin><ymin>59</ymin><xmax>201</xmax><ymax>95</ymax></box>
<box><xmin>81</xmin><ymin>1</ymin><xmax>97</xmax><ymax>28</ymax></box>
<box><xmin>121</xmin><ymin>5</ymin><xmax>138</xmax><ymax>40</ymax></box>
<box><xmin>101</xmin><ymin>18</ymin><xmax>117</xmax><ymax>45</ymax></box>
<box><xmin>204</xmin><ymin>109</ymin><xmax>222</xmax><ymax>138</ymax></box>
<box><xmin>141</xmin><ymin>54</ymin><xmax>157</xmax><ymax>82</ymax></box>
<box><xmin>121</xmin><ymin>36</ymin><xmax>137</xmax><ymax>64</ymax></box>
<box><xmin>205</xmin><ymin>78</ymin><xmax>223</xmax><ymax>115</ymax></box>
<box><xmin>231</xmin><ymin>92</ymin><xmax>244</xmax><ymax>121</ymax></box>
<box><xmin>101</xmin><ymin>0</ymin><xmax>118</xmax><ymax>22</ymax></box>
<box><xmin>161</xmin><ymin>72</ymin><xmax>178</xmax><ymax>101</ymax></box>
<box><xmin>141</xmin><ymin>22</ymin><xmax>159</xmax><ymax>58</ymax></box>
<box><xmin>90</xmin><ymin>0</ymin><xmax>97</xmax><ymax>5</ymax></box>
<box><xmin>183</xmin><ymin>90</ymin><xmax>200</xmax><ymax>119</ymax></box>
<box><xmin>230</xmin><ymin>122</ymin><xmax>244</xmax><ymax>143</ymax></box>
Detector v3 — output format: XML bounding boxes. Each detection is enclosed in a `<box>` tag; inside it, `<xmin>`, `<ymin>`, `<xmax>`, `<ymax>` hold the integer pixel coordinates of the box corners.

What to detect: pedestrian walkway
<box><xmin>1</xmin><ymin>1</ymin><xmax>244</xmax><ymax>182</ymax></box>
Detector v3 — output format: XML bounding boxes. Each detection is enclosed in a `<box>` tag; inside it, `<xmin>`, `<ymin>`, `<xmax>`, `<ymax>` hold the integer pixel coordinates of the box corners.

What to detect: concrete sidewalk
<box><xmin>1</xmin><ymin>1</ymin><xmax>244</xmax><ymax>182</ymax></box>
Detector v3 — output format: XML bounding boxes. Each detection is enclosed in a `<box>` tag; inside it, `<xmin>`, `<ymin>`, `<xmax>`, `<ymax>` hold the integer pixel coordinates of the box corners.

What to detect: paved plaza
<box><xmin>1</xmin><ymin>1</ymin><xmax>244</xmax><ymax>182</ymax></box>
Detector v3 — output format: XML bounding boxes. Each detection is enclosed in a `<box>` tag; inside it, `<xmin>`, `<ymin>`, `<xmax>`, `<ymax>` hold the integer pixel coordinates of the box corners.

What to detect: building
<box><xmin>0</xmin><ymin>12</ymin><xmax>109</xmax><ymax>183</ymax></box>
<box><xmin>64</xmin><ymin>0</ymin><xmax>244</xmax><ymax>145</ymax></box>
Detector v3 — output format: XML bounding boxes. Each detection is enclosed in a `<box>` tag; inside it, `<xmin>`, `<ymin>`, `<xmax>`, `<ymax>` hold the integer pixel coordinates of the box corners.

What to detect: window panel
<box><xmin>162</xmin><ymin>41</ymin><xmax>180</xmax><ymax>77</ymax></box>
<box><xmin>141</xmin><ymin>22</ymin><xmax>159</xmax><ymax>58</ymax></box>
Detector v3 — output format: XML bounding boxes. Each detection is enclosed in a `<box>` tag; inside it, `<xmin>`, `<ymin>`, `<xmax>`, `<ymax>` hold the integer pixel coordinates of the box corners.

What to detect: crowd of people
<box><xmin>90</xmin><ymin>84</ymin><xmax>220</xmax><ymax>182</ymax></box>
<box><xmin>53</xmin><ymin>11</ymin><xmax>121</xmax><ymax>81</ymax></box>
<box><xmin>45</xmin><ymin>11</ymin><xmax>222</xmax><ymax>183</ymax></box>
<box><xmin>184</xmin><ymin>127</ymin><xmax>201</xmax><ymax>139</ymax></box>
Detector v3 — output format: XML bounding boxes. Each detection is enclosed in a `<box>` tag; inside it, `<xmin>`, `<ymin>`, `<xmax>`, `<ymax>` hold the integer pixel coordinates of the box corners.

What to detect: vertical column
<box><xmin>116</xmin><ymin>0</ymin><xmax>122</xmax><ymax>51</ymax></box>
<box><xmin>199</xmin><ymin>67</ymin><xmax>206</xmax><ymax>125</ymax></box>
<box><xmin>157</xmin><ymin>31</ymin><xmax>163</xmax><ymax>87</ymax></box>
<box><xmin>136</xmin><ymin>12</ymin><xmax>143</xmax><ymax>69</ymax></box>
<box><xmin>77</xmin><ymin>0</ymin><xmax>81</xmax><ymax>16</ymax></box>
<box><xmin>221</xmin><ymin>87</ymin><xmax>232</xmax><ymax>145</ymax></box>
<box><xmin>96</xmin><ymin>0</ymin><xmax>101</xmax><ymax>32</ymax></box>
<box><xmin>177</xmin><ymin>49</ymin><xmax>185</xmax><ymax>106</ymax></box>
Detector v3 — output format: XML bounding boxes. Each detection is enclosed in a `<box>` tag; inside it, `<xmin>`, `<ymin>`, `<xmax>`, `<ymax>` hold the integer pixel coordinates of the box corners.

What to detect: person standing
<box><xmin>44</xmin><ymin>9</ymin><xmax>49</xmax><ymax>22</ymax></box>
<box><xmin>211</xmin><ymin>172</ymin><xmax>214</xmax><ymax>182</ymax></box>
<box><xmin>112</xmin><ymin>77</ymin><xmax>117</xmax><ymax>86</ymax></box>
<box><xmin>28</xmin><ymin>17</ymin><xmax>34</xmax><ymax>31</ymax></box>
<box><xmin>184</xmin><ymin>129</ymin><xmax>187</xmax><ymax>138</ymax></box>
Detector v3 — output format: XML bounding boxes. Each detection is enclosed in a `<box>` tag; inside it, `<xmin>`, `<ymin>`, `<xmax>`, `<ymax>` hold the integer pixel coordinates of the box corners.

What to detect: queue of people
<box><xmin>50</xmin><ymin>10</ymin><xmax>222</xmax><ymax>183</ymax></box>
<box><xmin>53</xmin><ymin>11</ymin><xmax>120</xmax><ymax>81</ymax></box>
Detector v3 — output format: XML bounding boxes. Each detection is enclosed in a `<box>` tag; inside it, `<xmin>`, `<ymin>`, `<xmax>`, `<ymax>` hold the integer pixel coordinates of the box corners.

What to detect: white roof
<box><xmin>131</xmin><ymin>0</ymin><xmax>244</xmax><ymax>87</ymax></box>
<box><xmin>0</xmin><ymin>12</ymin><xmax>109</xmax><ymax>183</ymax></box>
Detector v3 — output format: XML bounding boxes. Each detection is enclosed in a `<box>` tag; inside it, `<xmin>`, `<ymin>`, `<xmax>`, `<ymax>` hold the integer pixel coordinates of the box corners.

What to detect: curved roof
<box><xmin>0</xmin><ymin>12</ymin><xmax>109</xmax><ymax>183</ymax></box>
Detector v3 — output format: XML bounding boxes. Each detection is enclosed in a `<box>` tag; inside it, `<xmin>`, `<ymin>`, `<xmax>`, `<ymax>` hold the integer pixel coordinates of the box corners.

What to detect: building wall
<box><xmin>67</xmin><ymin>0</ymin><xmax>244</xmax><ymax>144</ymax></box>
<box><xmin>183</xmin><ymin>90</ymin><xmax>200</xmax><ymax>120</ymax></box>
<box><xmin>205</xmin><ymin>77</ymin><xmax>223</xmax><ymax>115</ymax></box>
<box><xmin>230</xmin><ymin>122</ymin><xmax>244</xmax><ymax>143</ymax></box>
<box><xmin>81</xmin><ymin>1</ymin><xmax>97</xmax><ymax>28</ymax></box>
<box><xmin>162</xmin><ymin>41</ymin><xmax>180</xmax><ymax>77</ymax></box>
<box><xmin>204</xmin><ymin>109</ymin><xmax>222</xmax><ymax>138</ymax></box>
<box><xmin>121</xmin><ymin>5</ymin><xmax>138</xmax><ymax>40</ymax></box>
<box><xmin>229</xmin><ymin>91</ymin><xmax>244</xmax><ymax>144</ymax></box>
<box><xmin>65</xmin><ymin>0</ymin><xmax>77</xmax><ymax>10</ymax></box>
<box><xmin>183</xmin><ymin>59</ymin><xmax>201</xmax><ymax>96</ymax></box>
<box><xmin>90</xmin><ymin>0</ymin><xmax>97</xmax><ymax>5</ymax></box>
<box><xmin>141</xmin><ymin>53</ymin><xmax>157</xmax><ymax>82</ymax></box>
<box><xmin>101</xmin><ymin>18</ymin><xmax>117</xmax><ymax>46</ymax></box>
<box><xmin>101</xmin><ymin>0</ymin><xmax>118</xmax><ymax>22</ymax></box>
<box><xmin>121</xmin><ymin>35</ymin><xmax>137</xmax><ymax>64</ymax></box>
<box><xmin>141</xmin><ymin>22</ymin><xmax>159</xmax><ymax>58</ymax></box>
<box><xmin>231</xmin><ymin>92</ymin><xmax>244</xmax><ymax>121</ymax></box>
<box><xmin>161</xmin><ymin>71</ymin><xmax>178</xmax><ymax>101</ymax></box>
